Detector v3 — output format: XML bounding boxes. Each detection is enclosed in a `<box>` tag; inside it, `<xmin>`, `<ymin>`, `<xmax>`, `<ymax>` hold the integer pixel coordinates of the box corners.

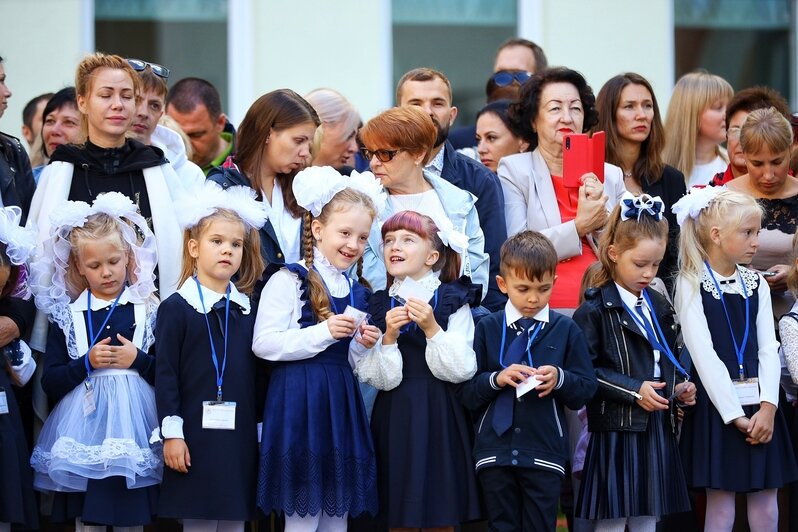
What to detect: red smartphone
<box><xmin>563</xmin><ymin>131</ymin><xmax>605</xmax><ymax>188</ymax></box>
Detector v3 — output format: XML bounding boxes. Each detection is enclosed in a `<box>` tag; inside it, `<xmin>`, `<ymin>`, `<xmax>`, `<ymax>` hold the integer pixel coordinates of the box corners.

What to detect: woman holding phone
<box><xmin>594</xmin><ymin>73</ymin><xmax>686</xmax><ymax>290</ymax></box>
<box><xmin>499</xmin><ymin>67</ymin><xmax>625</xmax><ymax>310</ymax></box>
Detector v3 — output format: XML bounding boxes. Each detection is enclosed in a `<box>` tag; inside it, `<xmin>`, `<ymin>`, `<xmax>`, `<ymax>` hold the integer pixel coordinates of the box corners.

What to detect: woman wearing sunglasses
<box><xmin>207</xmin><ymin>89</ymin><xmax>320</xmax><ymax>296</ymax></box>
<box><xmin>358</xmin><ymin>105</ymin><xmax>488</xmax><ymax>301</ymax></box>
<box><xmin>499</xmin><ymin>67</ymin><xmax>626</xmax><ymax>311</ymax></box>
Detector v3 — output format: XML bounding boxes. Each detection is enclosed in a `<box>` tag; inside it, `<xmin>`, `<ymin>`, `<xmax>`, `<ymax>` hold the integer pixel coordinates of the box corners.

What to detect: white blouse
<box><xmin>252</xmin><ymin>248</ymin><xmax>370</xmax><ymax>364</ymax></box>
<box><xmin>354</xmin><ymin>272</ymin><xmax>476</xmax><ymax>390</ymax></box>
<box><xmin>675</xmin><ymin>265</ymin><xmax>780</xmax><ymax>424</ymax></box>
<box><xmin>262</xmin><ymin>179</ymin><xmax>302</xmax><ymax>263</ymax></box>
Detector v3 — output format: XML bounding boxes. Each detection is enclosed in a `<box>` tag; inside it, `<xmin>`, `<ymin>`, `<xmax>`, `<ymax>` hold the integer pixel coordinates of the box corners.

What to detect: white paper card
<box><xmin>0</xmin><ymin>390</ymin><xmax>8</xmax><ymax>415</ymax></box>
<box><xmin>343</xmin><ymin>305</ymin><xmax>369</xmax><ymax>330</ymax></box>
<box><xmin>83</xmin><ymin>382</ymin><xmax>96</xmax><ymax>417</ymax></box>
<box><xmin>733</xmin><ymin>378</ymin><xmax>759</xmax><ymax>406</ymax></box>
<box><xmin>516</xmin><ymin>376</ymin><xmax>542</xmax><ymax>398</ymax></box>
<box><xmin>395</xmin><ymin>277</ymin><xmax>435</xmax><ymax>305</ymax></box>
<box><xmin>202</xmin><ymin>401</ymin><xmax>237</xmax><ymax>430</ymax></box>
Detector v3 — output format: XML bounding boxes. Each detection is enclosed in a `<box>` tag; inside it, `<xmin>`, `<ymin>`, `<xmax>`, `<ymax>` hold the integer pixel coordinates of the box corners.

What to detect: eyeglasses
<box><xmin>126</xmin><ymin>58</ymin><xmax>170</xmax><ymax>80</ymax></box>
<box><xmin>361</xmin><ymin>148</ymin><xmax>403</xmax><ymax>162</ymax></box>
<box><xmin>490</xmin><ymin>70</ymin><xmax>532</xmax><ymax>87</ymax></box>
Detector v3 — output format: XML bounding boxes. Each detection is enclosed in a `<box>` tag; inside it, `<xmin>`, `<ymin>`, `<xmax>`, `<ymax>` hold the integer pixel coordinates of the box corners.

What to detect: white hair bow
<box><xmin>619</xmin><ymin>192</ymin><xmax>665</xmax><ymax>222</ymax></box>
<box><xmin>174</xmin><ymin>181</ymin><xmax>268</xmax><ymax>230</ymax></box>
<box><xmin>293</xmin><ymin>166</ymin><xmax>386</xmax><ymax>217</ymax></box>
<box><xmin>671</xmin><ymin>186</ymin><xmax>726</xmax><ymax>226</ymax></box>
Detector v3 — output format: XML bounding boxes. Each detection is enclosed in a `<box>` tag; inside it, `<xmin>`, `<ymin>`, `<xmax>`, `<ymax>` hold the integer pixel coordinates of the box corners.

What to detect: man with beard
<box><xmin>396</xmin><ymin>68</ymin><xmax>506</xmax><ymax>312</ymax></box>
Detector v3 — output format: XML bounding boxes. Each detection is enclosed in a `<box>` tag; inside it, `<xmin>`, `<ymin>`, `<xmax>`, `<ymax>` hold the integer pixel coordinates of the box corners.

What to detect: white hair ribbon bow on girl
<box><xmin>429</xmin><ymin>214</ymin><xmax>468</xmax><ymax>254</ymax></box>
<box><xmin>0</xmin><ymin>206</ymin><xmax>37</xmax><ymax>266</ymax></box>
<box><xmin>293</xmin><ymin>166</ymin><xmax>386</xmax><ymax>217</ymax></box>
<box><xmin>671</xmin><ymin>185</ymin><xmax>726</xmax><ymax>226</ymax></box>
<box><xmin>174</xmin><ymin>181</ymin><xmax>268</xmax><ymax>230</ymax></box>
<box><xmin>620</xmin><ymin>192</ymin><xmax>665</xmax><ymax>222</ymax></box>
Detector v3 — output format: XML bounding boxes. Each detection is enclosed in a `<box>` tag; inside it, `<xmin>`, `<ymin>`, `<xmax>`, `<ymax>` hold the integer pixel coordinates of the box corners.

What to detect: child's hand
<box><xmin>113</xmin><ymin>334</ymin><xmax>138</xmax><ymax>369</ymax></box>
<box><xmin>636</xmin><ymin>381</ymin><xmax>669</xmax><ymax>412</ymax></box>
<box><xmin>327</xmin><ymin>315</ymin><xmax>357</xmax><ymax>339</ymax></box>
<box><xmin>733</xmin><ymin>415</ymin><xmax>751</xmax><ymax>437</ymax></box>
<box><xmin>405</xmin><ymin>298</ymin><xmax>440</xmax><ymax>337</ymax></box>
<box><xmin>355</xmin><ymin>324</ymin><xmax>380</xmax><ymax>348</ymax></box>
<box><xmin>747</xmin><ymin>402</ymin><xmax>776</xmax><ymax>444</ymax></box>
<box><xmin>534</xmin><ymin>365</ymin><xmax>559</xmax><ymax>398</ymax></box>
<box><xmin>87</xmin><ymin>337</ymin><xmax>113</xmax><ymax>369</ymax></box>
<box><xmin>383</xmin><ymin>307</ymin><xmax>411</xmax><ymax>345</ymax></box>
<box><xmin>496</xmin><ymin>363</ymin><xmax>533</xmax><ymax>388</ymax></box>
<box><xmin>164</xmin><ymin>438</ymin><xmax>191</xmax><ymax>473</ymax></box>
<box><xmin>674</xmin><ymin>381</ymin><xmax>697</xmax><ymax>406</ymax></box>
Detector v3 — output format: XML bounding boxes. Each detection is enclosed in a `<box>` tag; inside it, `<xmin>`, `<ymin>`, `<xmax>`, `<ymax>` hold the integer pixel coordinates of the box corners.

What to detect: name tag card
<box><xmin>516</xmin><ymin>376</ymin><xmax>542</xmax><ymax>398</ymax></box>
<box><xmin>83</xmin><ymin>382</ymin><xmax>96</xmax><ymax>417</ymax></box>
<box><xmin>202</xmin><ymin>401</ymin><xmax>236</xmax><ymax>430</ymax></box>
<box><xmin>0</xmin><ymin>390</ymin><xmax>8</xmax><ymax>415</ymax></box>
<box><xmin>733</xmin><ymin>378</ymin><xmax>759</xmax><ymax>406</ymax></box>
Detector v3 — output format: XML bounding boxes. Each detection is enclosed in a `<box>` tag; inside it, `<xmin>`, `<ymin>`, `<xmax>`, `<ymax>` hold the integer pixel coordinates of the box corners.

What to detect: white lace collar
<box><xmin>71</xmin><ymin>287</ymin><xmax>133</xmax><ymax>311</ymax></box>
<box><xmin>388</xmin><ymin>270</ymin><xmax>441</xmax><ymax>299</ymax></box>
<box><xmin>303</xmin><ymin>247</ymin><xmax>352</xmax><ymax>297</ymax></box>
<box><xmin>700</xmin><ymin>264</ymin><xmax>757</xmax><ymax>300</ymax></box>
<box><xmin>176</xmin><ymin>278</ymin><xmax>251</xmax><ymax>315</ymax></box>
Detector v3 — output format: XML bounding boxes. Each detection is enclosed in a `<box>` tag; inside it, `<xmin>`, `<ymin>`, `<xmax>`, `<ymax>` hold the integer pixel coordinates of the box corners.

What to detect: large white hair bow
<box><xmin>0</xmin><ymin>206</ymin><xmax>37</xmax><ymax>266</ymax></box>
<box><xmin>429</xmin><ymin>214</ymin><xmax>468</xmax><ymax>254</ymax></box>
<box><xmin>293</xmin><ymin>166</ymin><xmax>386</xmax><ymax>217</ymax></box>
<box><xmin>671</xmin><ymin>186</ymin><xmax>725</xmax><ymax>226</ymax></box>
<box><xmin>619</xmin><ymin>192</ymin><xmax>665</xmax><ymax>222</ymax></box>
<box><xmin>174</xmin><ymin>181</ymin><xmax>268</xmax><ymax>230</ymax></box>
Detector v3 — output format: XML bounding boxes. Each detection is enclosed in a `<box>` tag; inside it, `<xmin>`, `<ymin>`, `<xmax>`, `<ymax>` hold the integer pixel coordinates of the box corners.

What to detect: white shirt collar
<box><xmin>424</xmin><ymin>146</ymin><xmax>445</xmax><ymax>176</ymax></box>
<box><xmin>615</xmin><ymin>283</ymin><xmax>649</xmax><ymax>312</ymax></box>
<box><xmin>504</xmin><ymin>300</ymin><xmax>550</xmax><ymax>326</ymax></box>
<box><xmin>71</xmin><ymin>287</ymin><xmax>133</xmax><ymax>311</ymax></box>
<box><xmin>176</xmin><ymin>278</ymin><xmax>251</xmax><ymax>314</ymax></box>
<box><xmin>388</xmin><ymin>270</ymin><xmax>441</xmax><ymax>299</ymax></box>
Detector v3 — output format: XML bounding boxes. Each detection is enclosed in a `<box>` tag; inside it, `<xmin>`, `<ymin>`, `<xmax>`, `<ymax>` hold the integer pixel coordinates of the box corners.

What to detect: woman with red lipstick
<box><xmin>28</xmin><ymin>52</ymin><xmax>184</xmax><ymax>300</ymax></box>
<box><xmin>595</xmin><ymin>73</ymin><xmax>686</xmax><ymax>290</ymax></box>
<box><xmin>475</xmin><ymin>100</ymin><xmax>529</xmax><ymax>173</ymax></box>
<box><xmin>727</xmin><ymin>107</ymin><xmax>798</xmax><ymax>317</ymax></box>
<box><xmin>499</xmin><ymin>67</ymin><xmax>626</xmax><ymax>312</ymax></box>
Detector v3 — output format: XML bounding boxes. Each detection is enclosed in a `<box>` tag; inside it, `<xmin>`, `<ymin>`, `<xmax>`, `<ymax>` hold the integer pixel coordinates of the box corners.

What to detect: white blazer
<box><xmin>498</xmin><ymin>149</ymin><xmax>626</xmax><ymax>260</ymax></box>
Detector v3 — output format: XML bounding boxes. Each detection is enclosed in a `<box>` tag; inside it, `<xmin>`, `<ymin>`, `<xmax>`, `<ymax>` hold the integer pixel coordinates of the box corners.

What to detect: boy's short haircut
<box><xmin>499</xmin><ymin>231</ymin><xmax>558</xmax><ymax>281</ymax></box>
<box><xmin>138</xmin><ymin>68</ymin><xmax>167</xmax><ymax>100</ymax></box>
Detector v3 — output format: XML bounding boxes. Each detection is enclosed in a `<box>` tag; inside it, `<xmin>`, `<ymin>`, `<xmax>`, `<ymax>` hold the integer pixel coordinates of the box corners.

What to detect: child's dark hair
<box><xmin>0</xmin><ymin>243</ymin><xmax>22</xmax><ymax>300</ymax></box>
<box><xmin>303</xmin><ymin>188</ymin><xmax>376</xmax><ymax>321</ymax></box>
<box><xmin>180</xmin><ymin>208</ymin><xmax>266</xmax><ymax>295</ymax></box>
<box><xmin>381</xmin><ymin>210</ymin><xmax>461</xmax><ymax>285</ymax></box>
<box><xmin>587</xmin><ymin>197</ymin><xmax>669</xmax><ymax>289</ymax></box>
<box><xmin>499</xmin><ymin>231</ymin><xmax>558</xmax><ymax>281</ymax></box>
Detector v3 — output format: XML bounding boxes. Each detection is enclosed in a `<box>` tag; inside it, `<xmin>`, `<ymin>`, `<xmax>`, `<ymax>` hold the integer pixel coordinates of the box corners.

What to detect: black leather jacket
<box><xmin>573</xmin><ymin>283</ymin><xmax>688</xmax><ymax>433</ymax></box>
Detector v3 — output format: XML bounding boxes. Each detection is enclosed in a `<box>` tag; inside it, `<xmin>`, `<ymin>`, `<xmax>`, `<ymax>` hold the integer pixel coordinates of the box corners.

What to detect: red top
<box><xmin>549</xmin><ymin>175</ymin><xmax>598</xmax><ymax>309</ymax></box>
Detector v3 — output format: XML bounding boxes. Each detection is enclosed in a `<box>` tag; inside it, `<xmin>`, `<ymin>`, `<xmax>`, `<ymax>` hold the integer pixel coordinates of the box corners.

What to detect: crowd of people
<box><xmin>0</xmin><ymin>35</ymin><xmax>798</xmax><ymax>532</ymax></box>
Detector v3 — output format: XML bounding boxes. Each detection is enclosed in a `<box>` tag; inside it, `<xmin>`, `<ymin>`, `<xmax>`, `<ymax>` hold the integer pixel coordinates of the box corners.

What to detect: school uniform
<box><xmin>573</xmin><ymin>282</ymin><xmax>691</xmax><ymax>520</ymax></box>
<box><xmin>360</xmin><ymin>274</ymin><xmax>482</xmax><ymax>528</ymax></box>
<box><xmin>253</xmin><ymin>251</ymin><xmax>378</xmax><ymax>519</ymax></box>
<box><xmin>33</xmin><ymin>289</ymin><xmax>160</xmax><ymax>526</ymax></box>
<box><xmin>459</xmin><ymin>302</ymin><xmax>597</xmax><ymax>532</ymax></box>
<box><xmin>155</xmin><ymin>280</ymin><xmax>258</xmax><ymax>522</ymax></box>
<box><xmin>676</xmin><ymin>265</ymin><xmax>798</xmax><ymax>491</ymax></box>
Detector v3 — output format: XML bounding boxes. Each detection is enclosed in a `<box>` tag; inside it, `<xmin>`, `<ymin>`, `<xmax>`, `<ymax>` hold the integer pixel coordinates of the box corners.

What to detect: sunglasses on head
<box><xmin>126</xmin><ymin>58</ymin><xmax>170</xmax><ymax>80</ymax></box>
<box><xmin>490</xmin><ymin>70</ymin><xmax>532</xmax><ymax>87</ymax></box>
<box><xmin>361</xmin><ymin>148</ymin><xmax>403</xmax><ymax>163</ymax></box>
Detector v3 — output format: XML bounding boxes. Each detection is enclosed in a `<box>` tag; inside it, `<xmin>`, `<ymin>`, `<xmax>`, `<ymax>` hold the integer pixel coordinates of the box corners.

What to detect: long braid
<box><xmin>303</xmin><ymin>211</ymin><xmax>333</xmax><ymax>321</ymax></box>
<box><xmin>356</xmin><ymin>256</ymin><xmax>371</xmax><ymax>291</ymax></box>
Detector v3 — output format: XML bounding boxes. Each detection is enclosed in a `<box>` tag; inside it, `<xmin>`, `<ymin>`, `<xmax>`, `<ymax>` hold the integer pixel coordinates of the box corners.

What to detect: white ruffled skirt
<box><xmin>31</xmin><ymin>369</ymin><xmax>162</xmax><ymax>492</ymax></box>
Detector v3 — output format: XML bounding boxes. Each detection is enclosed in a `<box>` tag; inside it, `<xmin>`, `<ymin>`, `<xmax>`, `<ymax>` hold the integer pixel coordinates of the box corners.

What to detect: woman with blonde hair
<box><xmin>305</xmin><ymin>87</ymin><xmax>361</xmax><ymax>170</ymax></box>
<box><xmin>663</xmin><ymin>71</ymin><xmax>733</xmax><ymax>187</ymax></box>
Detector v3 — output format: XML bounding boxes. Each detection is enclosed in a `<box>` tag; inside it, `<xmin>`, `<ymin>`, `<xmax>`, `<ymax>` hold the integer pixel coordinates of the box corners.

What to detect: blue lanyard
<box><xmin>195</xmin><ymin>278</ymin><xmax>230</xmax><ymax>401</ymax></box>
<box><xmin>498</xmin><ymin>316</ymin><xmax>543</xmax><ymax>368</ymax></box>
<box><xmin>313</xmin><ymin>267</ymin><xmax>354</xmax><ymax>314</ymax></box>
<box><xmin>621</xmin><ymin>290</ymin><xmax>691</xmax><ymax>380</ymax></box>
<box><xmin>704</xmin><ymin>261</ymin><xmax>750</xmax><ymax>379</ymax></box>
<box><xmin>83</xmin><ymin>289</ymin><xmax>124</xmax><ymax>375</ymax></box>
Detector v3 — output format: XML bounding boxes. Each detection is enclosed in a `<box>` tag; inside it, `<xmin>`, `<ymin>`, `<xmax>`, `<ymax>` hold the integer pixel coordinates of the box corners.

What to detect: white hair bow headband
<box><xmin>292</xmin><ymin>166</ymin><xmax>387</xmax><ymax>217</ymax></box>
<box><xmin>670</xmin><ymin>186</ymin><xmax>725</xmax><ymax>226</ymax></box>
<box><xmin>429</xmin><ymin>214</ymin><xmax>468</xmax><ymax>255</ymax></box>
<box><xmin>0</xmin><ymin>206</ymin><xmax>36</xmax><ymax>267</ymax></box>
<box><xmin>619</xmin><ymin>192</ymin><xmax>665</xmax><ymax>222</ymax></box>
<box><xmin>174</xmin><ymin>181</ymin><xmax>268</xmax><ymax>230</ymax></box>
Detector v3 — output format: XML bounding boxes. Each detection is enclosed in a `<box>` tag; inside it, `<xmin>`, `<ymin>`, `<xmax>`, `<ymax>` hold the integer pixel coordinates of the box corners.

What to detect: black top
<box><xmin>0</xmin><ymin>132</ymin><xmax>36</xmax><ymax>225</ymax></box>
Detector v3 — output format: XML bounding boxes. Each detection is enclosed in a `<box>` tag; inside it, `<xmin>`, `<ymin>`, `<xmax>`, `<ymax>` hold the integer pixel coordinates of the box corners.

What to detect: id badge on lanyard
<box><xmin>202</xmin><ymin>401</ymin><xmax>237</xmax><ymax>430</ymax></box>
<box><xmin>0</xmin><ymin>387</ymin><xmax>8</xmax><ymax>415</ymax></box>
<box><xmin>732</xmin><ymin>378</ymin><xmax>759</xmax><ymax>406</ymax></box>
